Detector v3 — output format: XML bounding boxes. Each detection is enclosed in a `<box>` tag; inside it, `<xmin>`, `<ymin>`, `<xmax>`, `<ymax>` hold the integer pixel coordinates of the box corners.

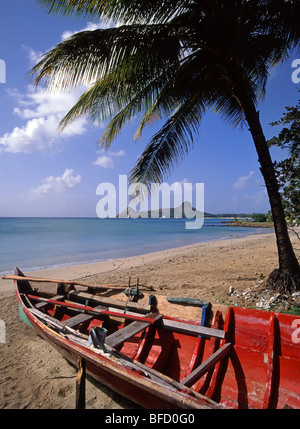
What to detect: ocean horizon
<box><xmin>0</xmin><ymin>217</ymin><xmax>273</xmax><ymax>275</ymax></box>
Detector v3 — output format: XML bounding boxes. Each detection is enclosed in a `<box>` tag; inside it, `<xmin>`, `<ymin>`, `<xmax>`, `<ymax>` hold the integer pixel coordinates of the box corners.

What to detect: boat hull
<box><xmin>21</xmin><ymin>305</ymin><xmax>211</xmax><ymax>409</ymax></box>
<box><xmin>11</xmin><ymin>268</ymin><xmax>300</xmax><ymax>410</ymax></box>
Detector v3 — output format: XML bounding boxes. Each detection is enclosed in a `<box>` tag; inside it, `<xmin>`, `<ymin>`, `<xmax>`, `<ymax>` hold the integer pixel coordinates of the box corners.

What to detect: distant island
<box><xmin>118</xmin><ymin>201</ymin><xmax>215</xmax><ymax>219</ymax></box>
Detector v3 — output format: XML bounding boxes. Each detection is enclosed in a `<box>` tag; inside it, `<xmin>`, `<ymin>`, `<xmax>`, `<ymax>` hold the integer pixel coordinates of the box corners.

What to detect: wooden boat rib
<box><xmin>10</xmin><ymin>267</ymin><xmax>300</xmax><ymax>409</ymax></box>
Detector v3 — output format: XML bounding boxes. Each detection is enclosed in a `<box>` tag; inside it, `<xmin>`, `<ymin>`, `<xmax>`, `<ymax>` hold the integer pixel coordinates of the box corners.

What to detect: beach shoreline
<box><xmin>0</xmin><ymin>229</ymin><xmax>276</xmax><ymax>299</ymax></box>
<box><xmin>0</xmin><ymin>229</ymin><xmax>299</xmax><ymax>409</ymax></box>
<box><xmin>0</xmin><ymin>216</ymin><xmax>274</xmax><ymax>280</ymax></box>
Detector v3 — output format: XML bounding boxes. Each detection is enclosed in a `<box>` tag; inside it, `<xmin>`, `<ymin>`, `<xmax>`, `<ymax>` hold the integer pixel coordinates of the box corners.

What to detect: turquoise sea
<box><xmin>0</xmin><ymin>217</ymin><xmax>273</xmax><ymax>275</ymax></box>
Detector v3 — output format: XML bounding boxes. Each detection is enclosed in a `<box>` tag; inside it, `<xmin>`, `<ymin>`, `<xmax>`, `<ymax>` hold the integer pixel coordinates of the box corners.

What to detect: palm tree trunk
<box><xmin>242</xmin><ymin>98</ymin><xmax>300</xmax><ymax>291</ymax></box>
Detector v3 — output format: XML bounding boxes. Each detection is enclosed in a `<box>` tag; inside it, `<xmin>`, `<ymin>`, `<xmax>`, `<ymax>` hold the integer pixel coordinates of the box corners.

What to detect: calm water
<box><xmin>0</xmin><ymin>217</ymin><xmax>273</xmax><ymax>275</ymax></box>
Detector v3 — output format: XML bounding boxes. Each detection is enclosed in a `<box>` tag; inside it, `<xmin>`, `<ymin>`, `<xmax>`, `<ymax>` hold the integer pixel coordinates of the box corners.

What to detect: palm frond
<box><xmin>97</xmin><ymin>76</ymin><xmax>170</xmax><ymax>149</ymax></box>
<box><xmin>32</xmin><ymin>23</ymin><xmax>184</xmax><ymax>146</ymax></box>
<box><xmin>30</xmin><ymin>23</ymin><xmax>181</xmax><ymax>91</ymax></box>
<box><xmin>37</xmin><ymin>0</ymin><xmax>190</xmax><ymax>24</ymax></box>
<box><xmin>129</xmin><ymin>97</ymin><xmax>205</xmax><ymax>188</ymax></box>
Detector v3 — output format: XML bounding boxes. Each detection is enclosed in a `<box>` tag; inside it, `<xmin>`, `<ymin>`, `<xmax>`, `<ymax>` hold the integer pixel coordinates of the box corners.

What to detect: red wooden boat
<box><xmin>7</xmin><ymin>267</ymin><xmax>300</xmax><ymax>409</ymax></box>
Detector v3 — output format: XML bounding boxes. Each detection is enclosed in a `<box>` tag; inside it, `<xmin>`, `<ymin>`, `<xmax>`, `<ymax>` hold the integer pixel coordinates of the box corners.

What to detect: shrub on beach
<box><xmin>251</xmin><ymin>213</ymin><xmax>268</xmax><ymax>223</ymax></box>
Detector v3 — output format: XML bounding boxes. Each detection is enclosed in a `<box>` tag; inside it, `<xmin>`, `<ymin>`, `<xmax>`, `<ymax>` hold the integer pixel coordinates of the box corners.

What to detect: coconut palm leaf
<box><xmin>31</xmin><ymin>23</ymin><xmax>182</xmax><ymax>90</ymax></box>
<box><xmin>129</xmin><ymin>96</ymin><xmax>205</xmax><ymax>187</ymax></box>
<box><xmin>37</xmin><ymin>0</ymin><xmax>190</xmax><ymax>24</ymax></box>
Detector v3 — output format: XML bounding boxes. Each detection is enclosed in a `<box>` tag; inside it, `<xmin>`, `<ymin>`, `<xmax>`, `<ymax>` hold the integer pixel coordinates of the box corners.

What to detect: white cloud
<box><xmin>1</xmin><ymin>24</ymin><xmax>120</xmax><ymax>155</ymax></box>
<box><xmin>13</xmin><ymin>86</ymin><xmax>80</xmax><ymax>119</ymax></box>
<box><xmin>28</xmin><ymin>169</ymin><xmax>82</xmax><ymax>198</ymax></box>
<box><xmin>93</xmin><ymin>155</ymin><xmax>114</xmax><ymax>169</ymax></box>
<box><xmin>92</xmin><ymin>150</ymin><xmax>125</xmax><ymax>169</ymax></box>
<box><xmin>22</xmin><ymin>46</ymin><xmax>43</xmax><ymax>66</ymax></box>
<box><xmin>0</xmin><ymin>86</ymin><xmax>88</xmax><ymax>154</ymax></box>
<box><xmin>112</xmin><ymin>150</ymin><xmax>125</xmax><ymax>157</ymax></box>
<box><xmin>233</xmin><ymin>171</ymin><xmax>255</xmax><ymax>189</ymax></box>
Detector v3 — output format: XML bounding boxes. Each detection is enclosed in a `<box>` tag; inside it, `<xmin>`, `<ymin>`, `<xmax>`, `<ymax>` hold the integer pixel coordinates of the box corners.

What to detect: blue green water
<box><xmin>0</xmin><ymin>217</ymin><xmax>273</xmax><ymax>275</ymax></box>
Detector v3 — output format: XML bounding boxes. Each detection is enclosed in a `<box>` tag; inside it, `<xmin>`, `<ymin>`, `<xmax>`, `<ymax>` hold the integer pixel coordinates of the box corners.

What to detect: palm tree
<box><xmin>32</xmin><ymin>0</ymin><xmax>300</xmax><ymax>291</ymax></box>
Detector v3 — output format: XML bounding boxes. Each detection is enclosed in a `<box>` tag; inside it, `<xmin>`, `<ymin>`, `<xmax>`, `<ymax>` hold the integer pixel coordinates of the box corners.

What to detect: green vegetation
<box><xmin>268</xmin><ymin>98</ymin><xmax>300</xmax><ymax>225</ymax></box>
<box><xmin>251</xmin><ymin>213</ymin><xmax>268</xmax><ymax>223</ymax></box>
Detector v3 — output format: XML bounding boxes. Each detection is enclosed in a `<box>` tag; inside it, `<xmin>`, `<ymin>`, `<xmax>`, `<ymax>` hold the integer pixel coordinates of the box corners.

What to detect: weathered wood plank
<box><xmin>69</xmin><ymin>290</ymin><xmax>151</xmax><ymax>313</ymax></box>
<box><xmin>105</xmin><ymin>313</ymin><xmax>163</xmax><ymax>349</ymax></box>
<box><xmin>162</xmin><ymin>319</ymin><xmax>226</xmax><ymax>339</ymax></box>
<box><xmin>34</xmin><ymin>294</ymin><xmax>65</xmax><ymax>310</ymax></box>
<box><xmin>105</xmin><ymin>321</ymin><xmax>151</xmax><ymax>349</ymax></box>
<box><xmin>76</xmin><ymin>356</ymin><xmax>86</xmax><ymax>409</ymax></box>
<box><xmin>3</xmin><ymin>273</ymin><xmax>123</xmax><ymax>291</ymax></box>
<box><xmin>181</xmin><ymin>343</ymin><xmax>232</xmax><ymax>388</ymax></box>
<box><xmin>167</xmin><ymin>297</ymin><xmax>211</xmax><ymax>307</ymax></box>
<box><xmin>62</xmin><ymin>305</ymin><xmax>107</xmax><ymax>328</ymax></box>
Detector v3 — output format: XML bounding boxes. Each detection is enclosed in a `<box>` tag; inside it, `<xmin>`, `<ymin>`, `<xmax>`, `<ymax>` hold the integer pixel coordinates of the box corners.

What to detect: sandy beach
<box><xmin>0</xmin><ymin>230</ymin><xmax>299</xmax><ymax>409</ymax></box>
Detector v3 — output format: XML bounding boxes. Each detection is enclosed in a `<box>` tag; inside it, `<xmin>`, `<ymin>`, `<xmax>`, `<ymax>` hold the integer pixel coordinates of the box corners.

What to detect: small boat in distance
<box><xmin>5</xmin><ymin>267</ymin><xmax>300</xmax><ymax>409</ymax></box>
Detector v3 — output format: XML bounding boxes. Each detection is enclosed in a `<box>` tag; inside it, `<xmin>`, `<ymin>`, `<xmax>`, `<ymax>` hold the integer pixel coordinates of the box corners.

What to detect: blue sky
<box><xmin>0</xmin><ymin>0</ymin><xmax>299</xmax><ymax>217</ymax></box>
